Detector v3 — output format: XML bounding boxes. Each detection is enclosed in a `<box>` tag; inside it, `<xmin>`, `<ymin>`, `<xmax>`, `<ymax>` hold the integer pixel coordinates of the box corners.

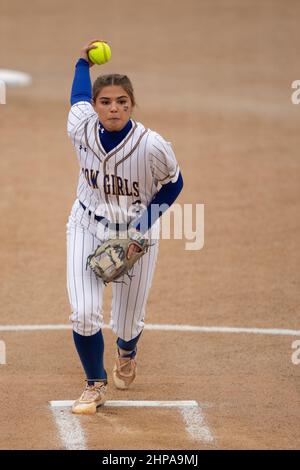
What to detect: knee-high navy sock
<box><xmin>73</xmin><ymin>330</ymin><xmax>107</xmax><ymax>385</ymax></box>
<box><xmin>117</xmin><ymin>332</ymin><xmax>142</xmax><ymax>358</ymax></box>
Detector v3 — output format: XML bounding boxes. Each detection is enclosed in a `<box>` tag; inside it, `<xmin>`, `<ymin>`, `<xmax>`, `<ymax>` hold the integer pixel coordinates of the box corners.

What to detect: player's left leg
<box><xmin>110</xmin><ymin>237</ymin><xmax>159</xmax><ymax>389</ymax></box>
<box><xmin>112</xmin><ymin>333</ymin><xmax>142</xmax><ymax>390</ymax></box>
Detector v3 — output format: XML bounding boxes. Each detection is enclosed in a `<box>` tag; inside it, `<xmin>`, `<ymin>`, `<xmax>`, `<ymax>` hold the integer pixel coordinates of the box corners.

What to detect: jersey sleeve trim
<box><xmin>157</xmin><ymin>163</ymin><xmax>180</xmax><ymax>184</ymax></box>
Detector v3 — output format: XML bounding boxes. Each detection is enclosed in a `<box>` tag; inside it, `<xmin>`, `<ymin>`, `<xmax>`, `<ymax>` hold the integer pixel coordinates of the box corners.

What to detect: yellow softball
<box><xmin>88</xmin><ymin>42</ymin><xmax>111</xmax><ymax>65</ymax></box>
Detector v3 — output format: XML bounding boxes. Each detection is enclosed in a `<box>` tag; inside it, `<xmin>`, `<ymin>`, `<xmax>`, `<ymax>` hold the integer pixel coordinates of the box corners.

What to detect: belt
<box><xmin>79</xmin><ymin>201</ymin><xmax>106</xmax><ymax>223</ymax></box>
<box><xmin>79</xmin><ymin>201</ymin><xmax>128</xmax><ymax>231</ymax></box>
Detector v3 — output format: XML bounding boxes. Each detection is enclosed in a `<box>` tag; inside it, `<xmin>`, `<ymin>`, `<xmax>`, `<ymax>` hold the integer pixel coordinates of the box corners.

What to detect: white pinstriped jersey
<box><xmin>67</xmin><ymin>101</ymin><xmax>180</xmax><ymax>225</ymax></box>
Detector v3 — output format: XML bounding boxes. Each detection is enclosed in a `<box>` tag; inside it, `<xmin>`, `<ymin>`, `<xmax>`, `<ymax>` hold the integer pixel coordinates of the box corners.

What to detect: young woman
<box><xmin>67</xmin><ymin>40</ymin><xmax>183</xmax><ymax>414</ymax></box>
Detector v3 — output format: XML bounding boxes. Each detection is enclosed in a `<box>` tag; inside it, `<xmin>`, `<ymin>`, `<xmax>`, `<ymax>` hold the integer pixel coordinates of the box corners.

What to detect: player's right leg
<box><xmin>66</xmin><ymin>201</ymin><xmax>107</xmax><ymax>414</ymax></box>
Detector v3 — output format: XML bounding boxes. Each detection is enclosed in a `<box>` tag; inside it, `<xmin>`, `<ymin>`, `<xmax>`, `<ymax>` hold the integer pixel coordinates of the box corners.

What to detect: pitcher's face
<box><xmin>93</xmin><ymin>85</ymin><xmax>133</xmax><ymax>131</ymax></box>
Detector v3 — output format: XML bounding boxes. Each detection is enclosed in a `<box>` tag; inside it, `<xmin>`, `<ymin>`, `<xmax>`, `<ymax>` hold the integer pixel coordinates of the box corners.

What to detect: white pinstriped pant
<box><xmin>66</xmin><ymin>199</ymin><xmax>159</xmax><ymax>340</ymax></box>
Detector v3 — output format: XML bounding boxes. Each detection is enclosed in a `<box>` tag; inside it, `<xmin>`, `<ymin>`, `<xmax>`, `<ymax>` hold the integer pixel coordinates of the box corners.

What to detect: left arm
<box><xmin>132</xmin><ymin>171</ymin><xmax>184</xmax><ymax>234</ymax></box>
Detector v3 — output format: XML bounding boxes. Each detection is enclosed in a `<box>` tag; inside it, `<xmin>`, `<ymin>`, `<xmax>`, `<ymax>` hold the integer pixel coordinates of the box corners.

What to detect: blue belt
<box><xmin>79</xmin><ymin>201</ymin><xmax>106</xmax><ymax>223</ymax></box>
<box><xmin>79</xmin><ymin>201</ymin><xmax>128</xmax><ymax>231</ymax></box>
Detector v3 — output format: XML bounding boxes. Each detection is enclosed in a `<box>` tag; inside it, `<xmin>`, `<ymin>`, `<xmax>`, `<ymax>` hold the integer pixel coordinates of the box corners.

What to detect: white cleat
<box><xmin>72</xmin><ymin>381</ymin><xmax>107</xmax><ymax>415</ymax></box>
<box><xmin>113</xmin><ymin>355</ymin><xmax>137</xmax><ymax>390</ymax></box>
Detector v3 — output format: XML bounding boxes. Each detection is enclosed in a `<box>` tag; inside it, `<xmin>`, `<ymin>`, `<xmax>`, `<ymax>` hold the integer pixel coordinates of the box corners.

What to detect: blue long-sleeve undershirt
<box><xmin>70</xmin><ymin>58</ymin><xmax>92</xmax><ymax>105</ymax></box>
<box><xmin>133</xmin><ymin>172</ymin><xmax>184</xmax><ymax>233</ymax></box>
<box><xmin>70</xmin><ymin>59</ymin><xmax>184</xmax><ymax>231</ymax></box>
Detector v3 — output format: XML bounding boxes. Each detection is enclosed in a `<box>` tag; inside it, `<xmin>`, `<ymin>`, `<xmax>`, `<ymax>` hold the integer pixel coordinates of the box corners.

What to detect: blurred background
<box><xmin>0</xmin><ymin>0</ymin><xmax>300</xmax><ymax>449</ymax></box>
<box><xmin>0</xmin><ymin>0</ymin><xmax>299</xmax><ymax>326</ymax></box>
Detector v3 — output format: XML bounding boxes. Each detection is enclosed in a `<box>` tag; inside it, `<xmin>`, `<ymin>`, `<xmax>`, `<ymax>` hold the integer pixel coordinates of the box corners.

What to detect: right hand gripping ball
<box><xmin>88</xmin><ymin>42</ymin><xmax>111</xmax><ymax>65</ymax></box>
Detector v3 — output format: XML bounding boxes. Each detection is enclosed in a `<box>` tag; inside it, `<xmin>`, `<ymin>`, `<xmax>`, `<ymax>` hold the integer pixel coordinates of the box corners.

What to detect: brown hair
<box><xmin>92</xmin><ymin>74</ymin><xmax>136</xmax><ymax>106</ymax></box>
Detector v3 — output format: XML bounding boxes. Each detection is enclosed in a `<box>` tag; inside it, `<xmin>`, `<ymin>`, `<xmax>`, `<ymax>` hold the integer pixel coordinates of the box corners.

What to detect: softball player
<box><xmin>67</xmin><ymin>40</ymin><xmax>183</xmax><ymax>414</ymax></box>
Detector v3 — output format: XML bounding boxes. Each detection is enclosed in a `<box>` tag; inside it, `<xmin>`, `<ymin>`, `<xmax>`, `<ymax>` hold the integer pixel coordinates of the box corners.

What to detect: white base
<box><xmin>0</xmin><ymin>69</ymin><xmax>32</xmax><ymax>87</ymax></box>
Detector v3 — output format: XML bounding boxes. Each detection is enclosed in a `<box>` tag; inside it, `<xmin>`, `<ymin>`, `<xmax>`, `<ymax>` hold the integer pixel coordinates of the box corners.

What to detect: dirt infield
<box><xmin>0</xmin><ymin>0</ymin><xmax>300</xmax><ymax>450</ymax></box>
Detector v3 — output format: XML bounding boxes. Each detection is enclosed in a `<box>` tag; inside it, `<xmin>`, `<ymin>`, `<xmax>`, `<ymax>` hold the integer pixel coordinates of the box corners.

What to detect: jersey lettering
<box><xmin>82</xmin><ymin>168</ymin><xmax>100</xmax><ymax>189</ymax></box>
<box><xmin>103</xmin><ymin>174</ymin><xmax>140</xmax><ymax>197</ymax></box>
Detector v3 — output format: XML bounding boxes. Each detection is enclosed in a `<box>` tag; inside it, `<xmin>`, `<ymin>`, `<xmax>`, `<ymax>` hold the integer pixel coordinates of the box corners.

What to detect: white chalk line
<box><xmin>1</xmin><ymin>323</ymin><xmax>300</xmax><ymax>336</ymax></box>
<box><xmin>50</xmin><ymin>400</ymin><xmax>198</xmax><ymax>408</ymax></box>
<box><xmin>50</xmin><ymin>400</ymin><xmax>214</xmax><ymax>449</ymax></box>
<box><xmin>180</xmin><ymin>406</ymin><xmax>214</xmax><ymax>444</ymax></box>
<box><xmin>51</xmin><ymin>408</ymin><xmax>87</xmax><ymax>450</ymax></box>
